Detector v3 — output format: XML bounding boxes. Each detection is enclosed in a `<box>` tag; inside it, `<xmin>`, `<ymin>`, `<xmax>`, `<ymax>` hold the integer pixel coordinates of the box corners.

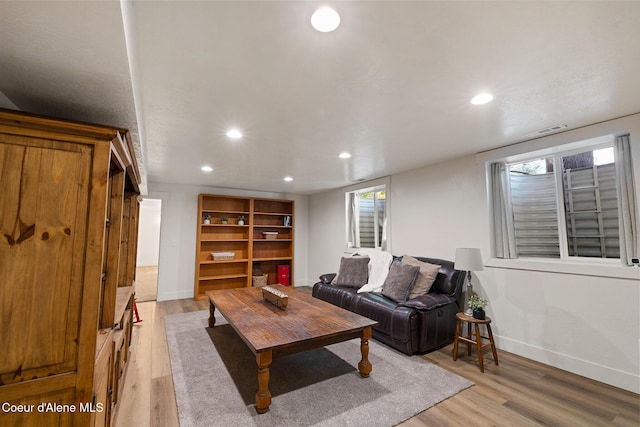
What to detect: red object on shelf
<box><xmin>278</xmin><ymin>264</ymin><xmax>290</xmax><ymax>286</ymax></box>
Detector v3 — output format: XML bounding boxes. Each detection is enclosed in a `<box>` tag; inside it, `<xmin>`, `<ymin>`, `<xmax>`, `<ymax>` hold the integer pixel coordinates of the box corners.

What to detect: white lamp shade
<box><xmin>454</xmin><ymin>248</ymin><xmax>484</xmax><ymax>271</ymax></box>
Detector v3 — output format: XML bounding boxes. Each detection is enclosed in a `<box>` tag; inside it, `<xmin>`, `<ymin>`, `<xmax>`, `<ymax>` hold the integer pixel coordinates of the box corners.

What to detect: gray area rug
<box><xmin>165</xmin><ymin>310</ymin><xmax>473</xmax><ymax>427</ymax></box>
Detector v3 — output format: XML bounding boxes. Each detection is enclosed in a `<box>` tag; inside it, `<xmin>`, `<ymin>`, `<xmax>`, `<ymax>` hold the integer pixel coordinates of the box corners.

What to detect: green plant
<box><xmin>221</xmin><ymin>216</ymin><xmax>229</xmax><ymax>222</ymax></box>
<box><xmin>238</xmin><ymin>215</ymin><xmax>245</xmax><ymax>222</ymax></box>
<box><xmin>468</xmin><ymin>294</ymin><xmax>488</xmax><ymax>310</ymax></box>
<box><xmin>203</xmin><ymin>214</ymin><xmax>211</xmax><ymax>221</ymax></box>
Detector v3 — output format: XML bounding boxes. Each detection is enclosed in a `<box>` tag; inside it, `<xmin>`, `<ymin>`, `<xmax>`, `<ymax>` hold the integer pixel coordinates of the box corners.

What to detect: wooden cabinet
<box><xmin>93</xmin><ymin>330</ymin><xmax>114</xmax><ymax>427</ymax></box>
<box><xmin>195</xmin><ymin>194</ymin><xmax>294</xmax><ymax>300</ymax></box>
<box><xmin>0</xmin><ymin>109</ymin><xmax>140</xmax><ymax>426</ymax></box>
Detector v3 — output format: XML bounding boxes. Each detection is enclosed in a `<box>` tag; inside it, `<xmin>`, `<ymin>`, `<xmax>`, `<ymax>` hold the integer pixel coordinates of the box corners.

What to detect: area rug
<box><xmin>165</xmin><ymin>310</ymin><xmax>473</xmax><ymax>427</ymax></box>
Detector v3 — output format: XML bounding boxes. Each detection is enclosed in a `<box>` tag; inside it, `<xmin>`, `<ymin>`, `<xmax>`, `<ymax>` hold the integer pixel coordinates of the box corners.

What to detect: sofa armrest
<box><xmin>319</xmin><ymin>273</ymin><xmax>336</xmax><ymax>284</ymax></box>
<box><xmin>403</xmin><ymin>293</ymin><xmax>456</xmax><ymax>310</ymax></box>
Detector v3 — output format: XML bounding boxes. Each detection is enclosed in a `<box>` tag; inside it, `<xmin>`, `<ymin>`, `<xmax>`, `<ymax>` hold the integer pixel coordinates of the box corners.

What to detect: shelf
<box><xmin>199</xmin><ymin>273</ymin><xmax>249</xmax><ymax>281</ymax></box>
<box><xmin>201</xmin><ymin>224</ymin><xmax>249</xmax><ymax>227</ymax></box>
<box><xmin>200</xmin><ymin>259</ymin><xmax>249</xmax><ymax>264</ymax></box>
<box><xmin>253</xmin><ymin>257</ymin><xmax>293</xmax><ymax>262</ymax></box>
<box><xmin>200</xmin><ymin>238</ymin><xmax>249</xmax><ymax>242</ymax></box>
<box><xmin>202</xmin><ymin>209</ymin><xmax>250</xmax><ymax>214</ymax></box>
<box><xmin>196</xmin><ymin>194</ymin><xmax>293</xmax><ymax>299</ymax></box>
<box><xmin>254</xmin><ymin>212</ymin><xmax>292</xmax><ymax>216</ymax></box>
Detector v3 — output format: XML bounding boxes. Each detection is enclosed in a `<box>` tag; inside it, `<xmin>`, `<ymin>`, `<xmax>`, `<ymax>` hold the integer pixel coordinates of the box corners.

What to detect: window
<box><xmin>491</xmin><ymin>133</ymin><xmax>637</xmax><ymax>263</ymax></box>
<box><xmin>508</xmin><ymin>146</ymin><xmax>618</xmax><ymax>258</ymax></box>
<box><xmin>346</xmin><ymin>185</ymin><xmax>387</xmax><ymax>249</ymax></box>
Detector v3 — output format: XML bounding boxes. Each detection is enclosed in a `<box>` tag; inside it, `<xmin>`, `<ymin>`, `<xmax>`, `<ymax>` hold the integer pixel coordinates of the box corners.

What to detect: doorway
<box><xmin>135</xmin><ymin>198</ymin><xmax>162</xmax><ymax>302</ymax></box>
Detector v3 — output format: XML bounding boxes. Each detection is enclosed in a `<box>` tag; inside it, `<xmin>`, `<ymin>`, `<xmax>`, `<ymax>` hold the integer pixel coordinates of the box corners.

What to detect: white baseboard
<box><xmin>156</xmin><ymin>290</ymin><xmax>194</xmax><ymax>302</ymax></box>
<box><xmin>495</xmin><ymin>335</ymin><xmax>639</xmax><ymax>394</ymax></box>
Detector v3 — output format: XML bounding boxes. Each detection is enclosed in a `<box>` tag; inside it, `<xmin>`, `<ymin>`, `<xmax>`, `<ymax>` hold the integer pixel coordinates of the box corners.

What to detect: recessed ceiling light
<box><xmin>311</xmin><ymin>7</ymin><xmax>340</xmax><ymax>32</ymax></box>
<box><xmin>226</xmin><ymin>128</ymin><xmax>243</xmax><ymax>139</ymax></box>
<box><xmin>471</xmin><ymin>93</ymin><xmax>494</xmax><ymax>105</ymax></box>
<box><xmin>284</xmin><ymin>176</ymin><xmax>293</xmax><ymax>182</ymax></box>
<box><xmin>339</xmin><ymin>152</ymin><xmax>351</xmax><ymax>159</ymax></box>
<box><xmin>201</xmin><ymin>165</ymin><xmax>213</xmax><ymax>172</ymax></box>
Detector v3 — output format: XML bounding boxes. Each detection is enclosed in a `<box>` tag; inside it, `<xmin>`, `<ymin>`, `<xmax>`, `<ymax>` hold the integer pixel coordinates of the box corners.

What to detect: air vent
<box><xmin>524</xmin><ymin>124</ymin><xmax>568</xmax><ymax>138</ymax></box>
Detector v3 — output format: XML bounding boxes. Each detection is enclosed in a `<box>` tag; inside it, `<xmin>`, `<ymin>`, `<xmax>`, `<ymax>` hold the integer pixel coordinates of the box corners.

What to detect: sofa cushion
<box><xmin>403</xmin><ymin>293</ymin><xmax>456</xmax><ymax>310</ymax></box>
<box><xmin>401</xmin><ymin>255</ymin><xmax>440</xmax><ymax>299</ymax></box>
<box><xmin>334</xmin><ymin>256</ymin><xmax>369</xmax><ymax>287</ymax></box>
<box><xmin>381</xmin><ymin>260</ymin><xmax>420</xmax><ymax>303</ymax></box>
<box><xmin>350</xmin><ymin>292</ymin><xmax>417</xmax><ymax>344</ymax></box>
<box><xmin>312</xmin><ymin>282</ymin><xmax>358</xmax><ymax>309</ymax></box>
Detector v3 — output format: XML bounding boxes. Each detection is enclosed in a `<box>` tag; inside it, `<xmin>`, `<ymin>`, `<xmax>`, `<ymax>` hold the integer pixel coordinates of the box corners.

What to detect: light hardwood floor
<box><xmin>116</xmin><ymin>292</ymin><xmax>639</xmax><ymax>427</ymax></box>
<box><xmin>135</xmin><ymin>266</ymin><xmax>158</xmax><ymax>302</ymax></box>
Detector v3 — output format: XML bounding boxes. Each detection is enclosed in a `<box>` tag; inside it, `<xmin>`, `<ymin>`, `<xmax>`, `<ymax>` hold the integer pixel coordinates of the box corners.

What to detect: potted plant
<box><xmin>468</xmin><ymin>294</ymin><xmax>488</xmax><ymax>320</ymax></box>
<box><xmin>203</xmin><ymin>214</ymin><xmax>211</xmax><ymax>225</ymax></box>
<box><xmin>221</xmin><ymin>216</ymin><xmax>229</xmax><ymax>224</ymax></box>
<box><xmin>238</xmin><ymin>215</ymin><xmax>245</xmax><ymax>225</ymax></box>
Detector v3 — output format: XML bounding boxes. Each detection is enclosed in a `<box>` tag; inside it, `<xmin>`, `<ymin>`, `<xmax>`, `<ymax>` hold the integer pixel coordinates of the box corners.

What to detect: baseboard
<box><xmin>156</xmin><ymin>289</ymin><xmax>194</xmax><ymax>302</ymax></box>
<box><xmin>495</xmin><ymin>335</ymin><xmax>639</xmax><ymax>394</ymax></box>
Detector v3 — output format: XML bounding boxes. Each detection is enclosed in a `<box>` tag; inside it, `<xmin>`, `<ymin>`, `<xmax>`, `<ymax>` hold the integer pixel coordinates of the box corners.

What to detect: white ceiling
<box><xmin>2</xmin><ymin>1</ymin><xmax>640</xmax><ymax>195</ymax></box>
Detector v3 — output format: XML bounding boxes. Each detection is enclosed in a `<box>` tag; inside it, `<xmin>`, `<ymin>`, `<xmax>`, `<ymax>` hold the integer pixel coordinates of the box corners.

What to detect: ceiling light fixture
<box><xmin>284</xmin><ymin>176</ymin><xmax>293</xmax><ymax>182</ymax></box>
<box><xmin>311</xmin><ymin>6</ymin><xmax>340</xmax><ymax>32</ymax></box>
<box><xmin>339</xmin><ymin>152</ymin><xmax>351</xmax><ymax>159</ymax></box>
<box><xmin>201</xmin><ymin>165</ymin><xmax>213</xmax><ymax>172</ymax></box>
<box><xmin>470</xmin><ymin>93</ymin><xmax>494</xmax><ymax>105</ymax></box>
<box><xmin>226</xmin><ymin>128</ymin><xmax>243</xmax><ymax>139</ymax></box>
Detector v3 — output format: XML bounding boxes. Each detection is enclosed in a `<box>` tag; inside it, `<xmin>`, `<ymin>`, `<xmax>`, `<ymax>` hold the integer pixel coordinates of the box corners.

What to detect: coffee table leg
<box><xmin>208</xmin><ymin>301</ymin><xmax>216</xmax><ymax>328</ymax></box>
<box><xmin>256</xmin><ymin>351</ymin><xmax>272</xmax><ymax>414</ymax></box>
<box><xmin>358</xmin><ymin>327</ymin><xmax>373</xmax><ymax>378</ymax></box>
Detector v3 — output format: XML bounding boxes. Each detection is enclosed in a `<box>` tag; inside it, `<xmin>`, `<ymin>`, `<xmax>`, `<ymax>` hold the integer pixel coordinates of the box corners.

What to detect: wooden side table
<box><xmin>453</xmin><ymin>312</ymin><xmax>498</xmax><ymax>373</ymax></box>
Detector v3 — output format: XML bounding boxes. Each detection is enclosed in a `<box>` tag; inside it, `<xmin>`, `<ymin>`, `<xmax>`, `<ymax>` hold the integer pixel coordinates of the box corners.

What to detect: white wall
<box><xmin>148</xmin><ymin>182</ymin><xmax>309</xmax><ymax>301</ymax></box>
<box><xmin>136</xmin><ymin>198</ymin><xmax>162</xmax><ymax>266</ymax></box>
<box><xmin>308</xmin><ymin>115</ymin><xmax>640</xmax><ymax>393</ymax></box>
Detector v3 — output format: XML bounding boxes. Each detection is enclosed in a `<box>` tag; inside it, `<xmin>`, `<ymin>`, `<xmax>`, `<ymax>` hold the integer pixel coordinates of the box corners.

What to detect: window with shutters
<box><xmin>345</xmin><ymin>185</ymin><xmax>387</xmax><ymax>249</ymax></box>
<box><xmin>504</xmin><ymin>139</ymin><xmax>620</xmax><ymax>260</ymax></box>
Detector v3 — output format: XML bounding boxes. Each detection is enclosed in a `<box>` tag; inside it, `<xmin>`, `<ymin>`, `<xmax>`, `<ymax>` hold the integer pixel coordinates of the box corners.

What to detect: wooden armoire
<box><xmin>0</xmin><ymin>109</ymin><xmax>141</xmax><ymax>426</ymax></box>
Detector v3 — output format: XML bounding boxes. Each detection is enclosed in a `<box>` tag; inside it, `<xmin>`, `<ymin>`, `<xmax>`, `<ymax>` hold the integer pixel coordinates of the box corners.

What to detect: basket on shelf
<box><xmin>211</xmin><ymin>251</ymin><xmax>235</xmax><ymax>261</ymax></box>
<box><xmin>263</xmin><ymin>231</ymin><xmax>278</xmax><ymax>240</ymax></box>
<box><xmin>252</xmin><ymin>274</ymin><xmax>268</xmax><ymax>287</ymax></box>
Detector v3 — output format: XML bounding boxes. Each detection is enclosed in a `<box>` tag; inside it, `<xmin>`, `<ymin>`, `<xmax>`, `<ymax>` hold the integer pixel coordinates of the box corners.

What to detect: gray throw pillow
<box><xmin>334</xmin><ymin>256</ymin><xmax>370</xmax><ymax>287</ymax></box>
<box><xmin>381</xmin><ymin>261</ymin><xmax>420</xmax><ymax>303</ymax></box>
<box><xmin>401</xmin><ymin>255</ymin><xmax>441</xmax><ymax>299</ymax></box>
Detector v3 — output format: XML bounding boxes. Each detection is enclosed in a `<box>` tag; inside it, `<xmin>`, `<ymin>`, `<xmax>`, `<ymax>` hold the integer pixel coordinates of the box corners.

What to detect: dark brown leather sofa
<box><xmin>312</xmin><ymin>256</ymin><xmax>465</xmax><ymax>355</ymax></box>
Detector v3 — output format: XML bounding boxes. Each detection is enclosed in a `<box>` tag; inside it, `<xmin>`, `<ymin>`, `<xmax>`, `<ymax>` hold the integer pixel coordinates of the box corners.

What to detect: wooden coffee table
<box><xmin>206</xmin><ymin>285</ymin><xmax>378</xmax><ymax>414</ymax></box>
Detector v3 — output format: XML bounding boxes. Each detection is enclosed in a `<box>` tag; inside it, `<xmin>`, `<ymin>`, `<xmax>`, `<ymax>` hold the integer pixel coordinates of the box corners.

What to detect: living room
<box><xmin>1</xmin><ymin>1</ymin><xmax>639</xmax><ymax>426</ymax></box>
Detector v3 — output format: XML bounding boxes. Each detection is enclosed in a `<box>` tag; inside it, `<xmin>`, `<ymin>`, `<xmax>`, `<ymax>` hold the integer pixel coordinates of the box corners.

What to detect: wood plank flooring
<box><xmin>116</xmin><ymin>290</ymin><xmax>639</xmax><ymax>427</ymax></box>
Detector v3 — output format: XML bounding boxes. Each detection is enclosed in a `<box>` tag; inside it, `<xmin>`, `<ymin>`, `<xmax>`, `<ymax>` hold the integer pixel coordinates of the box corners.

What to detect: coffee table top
<box><xmin>206</xmin><ymin>285</ymin><xmax>377</xmax><ymax>354</ymax></box>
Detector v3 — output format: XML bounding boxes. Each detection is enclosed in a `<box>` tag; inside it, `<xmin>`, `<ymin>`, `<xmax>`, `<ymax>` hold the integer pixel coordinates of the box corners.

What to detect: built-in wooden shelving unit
<box><xmin>194</xmin><ymin>194</ymin><xmax>294</xmax><ymax>300</ymax></box>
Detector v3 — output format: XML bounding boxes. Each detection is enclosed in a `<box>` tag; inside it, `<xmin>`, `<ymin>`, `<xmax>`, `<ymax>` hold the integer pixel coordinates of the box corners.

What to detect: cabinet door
<box><xmin>93</xmin><ymin>331</ymin><xmax>113</xmax><ymax>427</ymax></box>
<box><xmin>0</xmin><ymin>138</ymin><xmax>91</xmax><ymax>384</ymax></box>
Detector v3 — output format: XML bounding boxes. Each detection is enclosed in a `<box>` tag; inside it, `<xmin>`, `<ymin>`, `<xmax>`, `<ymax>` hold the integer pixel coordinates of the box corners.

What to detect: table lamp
<box><xmin>454</xmin><ymin>248</ymin><xmax>484</xmax><ymax>316</ymax></box>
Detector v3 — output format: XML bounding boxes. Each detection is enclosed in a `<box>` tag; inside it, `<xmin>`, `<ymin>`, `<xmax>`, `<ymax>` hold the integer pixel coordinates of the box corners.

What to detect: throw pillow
<box><xmin>334</xmin><ymin>256</ymin><xmax>370</xmax><ymax>287</ymax></box>
<box><xmin>381</xmin><ymin>260</ymin><xmax>420</xmax><ymax>303</ymax></box>
<box><xmin>401</xmin><ymin>255</ymin><xmax>441</xmax><ymax>300</ymax></box>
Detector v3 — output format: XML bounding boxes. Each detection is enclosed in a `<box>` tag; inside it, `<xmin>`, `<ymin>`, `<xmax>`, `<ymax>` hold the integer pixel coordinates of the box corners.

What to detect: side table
<box><xmin>453</xmin><ymin>312</ymin><xmax>498</xmax><ymax>373</ymax></box>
